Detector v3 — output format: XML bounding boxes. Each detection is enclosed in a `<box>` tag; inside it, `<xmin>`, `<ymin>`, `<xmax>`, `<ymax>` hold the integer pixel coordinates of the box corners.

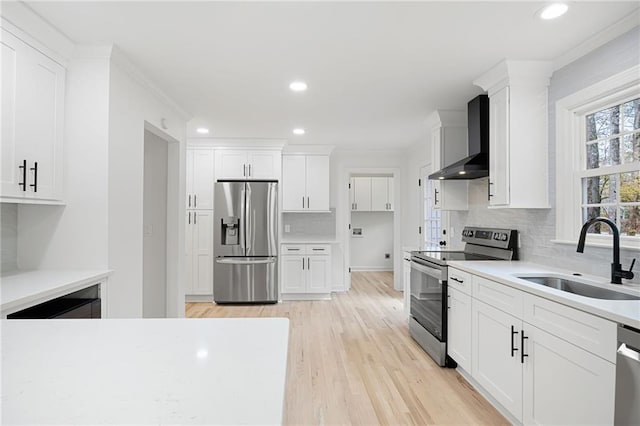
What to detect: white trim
<box><xmin>110</xmin><ymin>46</ymin><xmax>191</xmax><ymax>121</ymax></box>
<box><xmin>555</xmin><ymin>64</ymin><xmax>640</xmax><ymax>247</ymax></box>
<box><xmin>350</xmin><ymin>267</ymin><xmax>394</xmax><ymax>272</ymax></box>
<box><xmin>188</xmin><ymin>138</ymin><xmax>286</xmax><ymax>149</ymax></box>
<box><xmin>283</xmin><ymin>145</ymin><xmax>335</xmax><ymax>155</ymax></box>
<box><xmin>553</xmin><ymin>10</ymin><xmax>640</xmax><ymax>71</ymax></box>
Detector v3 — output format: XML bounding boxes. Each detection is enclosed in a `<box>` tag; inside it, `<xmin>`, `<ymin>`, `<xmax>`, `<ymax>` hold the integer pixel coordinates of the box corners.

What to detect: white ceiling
<box><xmin>26</xmin><ymin>1</ymin><xmax>639</xmax><ymax>149</ymax></box>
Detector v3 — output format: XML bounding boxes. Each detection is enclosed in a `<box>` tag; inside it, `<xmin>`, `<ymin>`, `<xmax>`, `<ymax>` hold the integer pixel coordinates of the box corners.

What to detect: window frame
<box><xmin>555</xmin><ymin>64</ymin><xmax>640</xmax><ymax>250</ymax></box>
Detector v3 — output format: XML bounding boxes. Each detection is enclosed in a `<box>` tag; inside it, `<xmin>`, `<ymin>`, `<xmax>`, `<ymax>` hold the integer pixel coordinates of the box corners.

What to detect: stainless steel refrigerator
<box><xmin>213</xmin><ymin>181</ymin><xmax>278</xmax><ymax>303</ymax></box>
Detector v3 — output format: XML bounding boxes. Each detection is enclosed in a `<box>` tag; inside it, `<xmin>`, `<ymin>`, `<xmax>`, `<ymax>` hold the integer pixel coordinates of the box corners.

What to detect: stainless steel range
<box><xmin>409</xmin><ymin>226</ymin><xmax>519</xmax><ymax>367</ymax></box>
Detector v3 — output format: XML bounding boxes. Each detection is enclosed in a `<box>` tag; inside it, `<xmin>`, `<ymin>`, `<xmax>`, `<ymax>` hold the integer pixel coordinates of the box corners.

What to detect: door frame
<box><xmin>143</xmin><ymin>121</ymin><xmax>183</xmax><ymax>318</ymax></box>
<box><xmin>341</xmin><ymin>167</ymin><xmax>402</xmax><ymax>291</ymax></box>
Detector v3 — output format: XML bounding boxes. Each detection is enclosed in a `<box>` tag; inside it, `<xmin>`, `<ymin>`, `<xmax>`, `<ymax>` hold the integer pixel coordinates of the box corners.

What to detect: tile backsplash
<box><xmin>283</xmin><ymin>209</ymin><xmax>336</xmax><ymax>240</ymax></box>
<box><xmin>1</xmin><ymin>204</ymin><xmax>18</xmax><ymax>273</ymax></box>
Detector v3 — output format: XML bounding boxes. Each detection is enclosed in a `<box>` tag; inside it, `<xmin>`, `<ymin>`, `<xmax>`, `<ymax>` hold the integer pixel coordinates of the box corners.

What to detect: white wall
<box><xmin>1</xmin><ymin>204</ymin><xmax>18</xmax><ymax>272</ymax></box>
<box><xmin>350</xmin><ymin>211</ymin><xmax>394</xmax><ymax>270</ymax></box>
<box><xmin>107</xmin><ymin>52</ymin><xmax>187</xmax><ymax>318</ymax></box>
<box><xmin>143</xmin><ymin>130</ymin><xmax>169</xmax><ymax>318</ymax></box>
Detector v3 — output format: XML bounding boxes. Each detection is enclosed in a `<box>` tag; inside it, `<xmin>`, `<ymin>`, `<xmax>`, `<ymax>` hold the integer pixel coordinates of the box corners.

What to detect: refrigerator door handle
<box><xmin>216</xmin><ymin>257</ymin><xmax>277</xmax><ymax>265</ymax></box>
<box><xmin>245</xmin><ymin>184</ymin><xmax>252</xmax><ymax>254</ymax></box>
<box><xmin>239</xmin><ymin>187</ymin><xmax>246</xmax><ymax>251</ymax></box>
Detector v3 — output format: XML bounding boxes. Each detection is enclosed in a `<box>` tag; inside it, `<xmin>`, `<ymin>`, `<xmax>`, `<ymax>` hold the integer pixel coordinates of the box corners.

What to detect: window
<box><xmin>555</xmin><ymin>65</ymin><xmax>640</xmax><ymax>249</ymax></box>
<box><xmin>582</xmin><ymin>98</ymin><xmax>640</xmax><ymax>237</ymax></box>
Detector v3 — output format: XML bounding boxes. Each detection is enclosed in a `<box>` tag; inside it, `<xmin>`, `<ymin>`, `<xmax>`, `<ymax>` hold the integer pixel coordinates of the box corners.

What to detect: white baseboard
<box><xmin>281</xmin><ymin>293</ymin><xmax>332</xmax><ymax>301</ymax></box>
<box><xmin>350</xmin><ymin>267</ymin><xmax>393</xmax><ymax>272</ymax></box>
<box><xmin>185</xmin><ymin>294</ymin><xmax>213</xmax><ymax>303</ymax></box>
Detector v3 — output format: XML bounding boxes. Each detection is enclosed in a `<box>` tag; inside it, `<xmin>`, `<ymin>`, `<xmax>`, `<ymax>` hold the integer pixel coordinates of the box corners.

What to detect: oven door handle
<box><xmin>411</xmin><ymin>261</ymin><xmax>442</xmax><ymax>281</ymax></box>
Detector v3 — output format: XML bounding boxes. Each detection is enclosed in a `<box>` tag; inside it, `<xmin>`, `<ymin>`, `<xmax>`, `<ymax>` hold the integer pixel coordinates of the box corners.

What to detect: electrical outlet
<box><xmin>385</xmin><ymin>253</ymin><xmax>390</xmax><ymax>259</ymax></box>
<box><xmin>284</xmin><ymin>224</ymin><xmax>291</xmax><ymax>233</ymax></box>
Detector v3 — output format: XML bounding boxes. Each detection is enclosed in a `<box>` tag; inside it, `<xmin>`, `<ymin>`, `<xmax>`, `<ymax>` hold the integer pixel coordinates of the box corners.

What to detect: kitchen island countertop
<box><xmin>1</xmin><ymin>317</ymin><xmax>289</xmax><ymax>425</ymax></box>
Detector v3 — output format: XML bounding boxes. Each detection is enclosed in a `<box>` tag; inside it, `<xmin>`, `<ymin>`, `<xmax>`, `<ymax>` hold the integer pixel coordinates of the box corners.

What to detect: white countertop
<box><xmin>1</xmin><ymin>269</ymin><xmax>111</xmax><ymax>315</ymax></box>
<box><xmin>2</xmin><ymin>317</ymin><xmax>290</xmax><ymax>425</ymax></box>
<box><xmin>449</xmin><ymin>261</ymin><xmax>640</xmax><ymax>329</ymax></box>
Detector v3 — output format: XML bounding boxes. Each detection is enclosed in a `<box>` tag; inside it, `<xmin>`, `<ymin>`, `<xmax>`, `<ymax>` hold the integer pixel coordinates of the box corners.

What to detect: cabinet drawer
<box><xmin>448</xmin><ymin>268</ymin><xmax>472</xmax><ymax>295</ymax></box>
<box><xmin>523</xmin><ymin>293</ymin><xmax>617</xmax><ymax>363</ymax></box>
<box><xmin>307</xmin><ymin>244</ymin><xmax>331</xmax><ymax>255</ymax></box>
<box><xmin>281</xmin><ymin>244</ymin><xmax>306</xmax><ymax>254</ymax></box>
<box><xmin>473</xmin><ymin>276</ymin><xmax>523</xmax><ymax>318</ymax></box>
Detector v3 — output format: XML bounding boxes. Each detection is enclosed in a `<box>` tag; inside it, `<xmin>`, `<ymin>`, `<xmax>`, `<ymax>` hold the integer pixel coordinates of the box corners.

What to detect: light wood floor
<box><xmin>186</xmin><ymin>271</ymin><xmax>507</xmax><ymax>425</ymax></box>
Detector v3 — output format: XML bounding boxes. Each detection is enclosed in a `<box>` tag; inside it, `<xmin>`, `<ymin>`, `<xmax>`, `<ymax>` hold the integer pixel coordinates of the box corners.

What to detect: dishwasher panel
<box><xmin>614</xmin><ymin>325</ymin><xmax>640</xmax><ymax>425</ymax></box>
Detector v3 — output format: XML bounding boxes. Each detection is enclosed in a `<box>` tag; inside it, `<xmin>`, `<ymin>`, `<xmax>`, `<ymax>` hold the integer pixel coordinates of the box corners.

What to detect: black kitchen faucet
<box><xmin>577</xmin><ymin>217</ymin><xmax>635</xmax><ymax>284</ymax></box>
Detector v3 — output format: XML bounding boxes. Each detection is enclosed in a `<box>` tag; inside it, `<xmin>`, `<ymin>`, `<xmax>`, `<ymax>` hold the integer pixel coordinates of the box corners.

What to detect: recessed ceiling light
<box><xmin>196</xmin><ymin>127</ymin><xmax>209</xmax><ymax>134</ymax></box>
<box><xmin>438</xmin><ymin>176</ymin><xmax>445</xmax><ymax>180</ymax></box>
<box><xmin>458</xmin><ymin>171</ymin><xmax>467</xmax><ymax>175</ymax></box>
<box><xmin>289</xmin><ymin>81</ymin><xmax>308</xmax><ymax>92</ymax></box>
<box><xmin>292</xmin><ymin>128</ymin><xmax>305</xmax><ymax>135</ymax></box>
<box><xmin>539</xmin><ymin>3</ymin><xmax>568</xmax><ymax>20</ymax></box>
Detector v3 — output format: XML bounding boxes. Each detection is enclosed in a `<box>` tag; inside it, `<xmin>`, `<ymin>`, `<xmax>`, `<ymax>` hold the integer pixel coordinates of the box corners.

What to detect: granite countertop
<box><xmin>2</xmin><ymin>317</ymin><xmax>289</xmax><ymax>425</ymax></box>
<box><xmin>449</xmin><ymin>260</ymin><xmax>640</xmax><ymax>329</ymax></box>
<box><xmin>1</xmin><ymin>269</ymin><xmax>112</xmax><ymax>316</ymax></box>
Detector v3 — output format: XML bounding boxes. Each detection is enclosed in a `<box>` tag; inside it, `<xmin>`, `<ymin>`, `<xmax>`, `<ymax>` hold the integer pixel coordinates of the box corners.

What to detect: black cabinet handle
<box><xmin>194</xmin><ymin>194</ymin><xmax>197</xmax><ymax>208</ymax></box>
<box><xmin>188</xmin><ymin>212</ymin><xmax>191</xmax><ymax>224</ymax></box>
<box><xmin>434</xmin><ymin>188</ymin><xmax>439</xmax><ymax>205</ymax></box>
<box><xmin>248</xmin><ymin>164</ymin><xmax>252</xmax><ymax>177</ymax></box>
<box><xmin>29</xmin><ymin>162</ymin><xmax>38</xmax><ymax>192</ymax></box>
<box><xmin>188</xmin><ymin>194</ymin><xmax>191</xmax><ymax>207</ymax></box>
<box><xmin>511</xmin><ymin>326</ymin><xmax>519</xmax><ymax>357</ymax></box>
<box><xmin>243</xmin><ymin>164</ymin><xmax>246</xmax><ymax>177</ymax></box>
<box><xmin>302</xmin><ymin>258</ymin><xmax>305</xmax><ymax>270</ymax></box>
<box><xmin>307</xmin><ymin>196</ymin><xmax>309</xmax><ymax>209</ymax></box>
<box><xmin>302</xmin><ymin>197</ymin><xmax>305</xmax><ymax>209</ymax></box>
<box><xmin>488</xmin><ymin>181</ymin><xmax>494</xmax><ymax>200</ymax></box>
<box><xmin>450</xmin><ymin>277</ymin><xmax>463</xmax><ymax>283</ymax></box>
<box><xmin>194</xmin><ymin>212</ymin><xmax>197</xmax><ymax>225</ymax></box>
<box><xmin>18</xmin><ymin>159</ymin><xmax>26</xmax><ymax>191</ymax></box>
<box><xmin>307</xmin><ymin>257</ymin><xmax>310</xmax><ymax>270</ymax></box>
<box><xmin>521</xmin><ymin>330</ymin><xmax>529</xmax><ymax>363</ymax></box>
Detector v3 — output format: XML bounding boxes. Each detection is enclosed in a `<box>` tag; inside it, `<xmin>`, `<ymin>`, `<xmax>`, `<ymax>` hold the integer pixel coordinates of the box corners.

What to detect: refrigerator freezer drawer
<box><xmin>214</xmin><ymin>257</ymin><xmax>278</xmax><ymax>303</ymax></box>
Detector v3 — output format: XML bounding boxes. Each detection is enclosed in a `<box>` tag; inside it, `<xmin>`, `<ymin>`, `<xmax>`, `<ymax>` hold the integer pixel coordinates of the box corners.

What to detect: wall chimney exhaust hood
<box><xmin>429</xmin><ymin>94</ymin><xmax>489</xmax><ymax>180</ymax></box>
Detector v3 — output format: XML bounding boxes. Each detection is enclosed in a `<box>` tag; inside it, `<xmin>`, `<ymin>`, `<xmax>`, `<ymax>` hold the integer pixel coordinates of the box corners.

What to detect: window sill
<box><xmin>551</xmin><ymin>239</ymin><xmax>640</xmax><ymax>252</ymax></box>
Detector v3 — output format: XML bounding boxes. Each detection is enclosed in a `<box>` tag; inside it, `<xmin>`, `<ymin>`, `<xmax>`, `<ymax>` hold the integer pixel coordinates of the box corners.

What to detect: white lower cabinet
<box><xmin>447</xmin><ymin>286</ymin><xmax>472</xmax><ymax>372</ymax></box>
<box><xmin>523</xmin><ymin>325</ymin><xmax>615</xmax><ymax>426</ymax></box>
<box><xmin>185</xmin><ymin>210</ymin><xmax>214</xmax><ymax>296</ymax></box>
<box><xmin>452</xmin><ymin>271</ymin><xmax>616</xmax><ymax>425</ymax></box>
<box><xmin>280</xmin><ymin>244</ymin><xmax>331</xmax><ymax>299</ymax></box>
<box><xmin>471</xmin><ymin>299</ymin><xmax>524</xmax><ymax>420</ymax></box>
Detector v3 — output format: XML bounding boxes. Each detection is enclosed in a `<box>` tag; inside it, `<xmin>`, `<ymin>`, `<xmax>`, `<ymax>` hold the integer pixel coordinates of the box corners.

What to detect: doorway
<box><xmin>143</xmin><ymin>129</ymin><xmax>169</xmax><ymax>317</ymax></box>
<box><xmin>343</xmin><ymin>168</ymin><xmax>401</xmax><ymax>292</ymax></box>
<box><xmin>419</xmin><ymin>164</ymin><xmax>449</xmax><ymax>250</ymax></box>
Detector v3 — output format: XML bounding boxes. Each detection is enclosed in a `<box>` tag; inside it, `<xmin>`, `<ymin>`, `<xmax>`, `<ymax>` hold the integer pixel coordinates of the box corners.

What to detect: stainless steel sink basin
<box><xmin>516</xmin><ymin>276</ymin><xmax>640</xmax><ymax>301</ymax></box>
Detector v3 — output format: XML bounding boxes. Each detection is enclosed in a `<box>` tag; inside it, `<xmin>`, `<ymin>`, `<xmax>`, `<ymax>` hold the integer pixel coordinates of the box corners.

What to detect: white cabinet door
<box><xmin>472</xmin><ymin>299</ymin><xmax>523</xmax><ymax>422</ymax></box>
<box><xmin>489</xmin><ymin>86</ymin><xmax>510</xmax><ymax>206</ymax></box>
<box><xmin>217</xmin><ymin>150</ymin><xmax>248</xmax><ymax>179</ymax></box>
<box><xmin>282</xmin><ymin>155</ymin><xmax>306</xmax><ymax>211</ymax></box>
<box><xmin>352</xmin><ymin>177</ymin><xmax>371</xmax><ymax>211</ymax></box>
<box><xmin>192</xmin><ymin>210</ymin><xmax>214</xmax><ymax>295</ymax></box>
<box><xmin>281</xmin><ymin>255</ymin><xmax>306</xmax><ymax>293</ymax></box>
<box><xmin>307</xmin><ymin>256</ymin><xmax>331</xmax><ymax>293</ymax></box>
<box><xmin>305</xmin><ymin>155</ymin><xmax>329</xmax><ymax>211</ymax></box>
<box><xmin>186</xmin><ymin>151</ymin><xmax>194</xmax><ymax>209</ymax></box>
<box><xmin>191</xmin><ymin>149</ymin><xmax>214</xmax><ymax>210</ymax></box>
<box><xmin>387</xmin><ymin>177</ymin><xmax>394</xmax><ymax>211</ymax></box>
<box><xmin>248</xmin><ymin>151</ymin><xmax>280</xmax><ymax>180</ymax></box>
<box><xmin>370</xmin><ymin>177</ymin><xmax>388</xmax><ymax>211</ymax></box>
<box><xmin>185</xmin><ymin>211</ymin><xmax>195</xmax><ymax>294</ymax></box>
<box><xmin>448</xmin><ymin>287</ymin><xmax>472</xmax><ymax>372</ymax></box>
<box><xmin>1</xmin><ymin>29</ymin><xmax>65</xmax><ymax>201</ymax></box>
<box><xmin>1</xmin><ymin>30</ymin><xmax>20</xmax><ymax>198</ymax></box>
<box><xmin>522</xmin><ymin>325</ymin><xmax>615</xmax><ymax>426</ymax></box>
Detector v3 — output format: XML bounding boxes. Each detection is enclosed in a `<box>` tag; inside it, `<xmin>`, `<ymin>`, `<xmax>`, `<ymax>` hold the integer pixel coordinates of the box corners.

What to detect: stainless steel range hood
<box><xmin>429</xmin><ymin>94</ymin><xmax>489</xmax><ymax>180</ymax></box>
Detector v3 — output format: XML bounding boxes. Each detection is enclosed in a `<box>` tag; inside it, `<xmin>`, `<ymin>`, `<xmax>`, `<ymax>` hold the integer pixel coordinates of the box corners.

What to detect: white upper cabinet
<box><xmin>351</xmin><ymin>176</ymin><xmax>393</xmax><ymax>211</ymax></box>
<box><xmin>427</xmin><ymin>111</ymin><xmax>468</xmax><ymax>211</ymax></box>
<box><xmin>370</xmin><ymin>177</ymin><xmax>394</xmax><ymax>211</ymax></box>
<box><xmin>215</xmin><ymin>149</ymin><xmax>281</xmax><ymax>180</ymax></box>
<box><xmin>186</xmin><ymin>148</ymin><xmax>214</xmax><ymax>210</ymax></box>
<box><xmin>282</xmin><ymin>154</ymin><xmax>330</xmax><ymax>212</ymax></box>
<box><xmin>1</xmin><ymin>28</ymin><xmax>65</xmax><ymax>203</ymax></box>
<box><xmin>474</xmin><ymin>60</ymin><xmax>553</xmax><ymax>209</ymax></box>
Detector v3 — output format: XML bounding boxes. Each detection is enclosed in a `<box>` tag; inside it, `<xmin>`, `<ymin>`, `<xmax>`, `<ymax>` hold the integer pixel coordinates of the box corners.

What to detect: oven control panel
<box><xmin>461</xmin><ymin>227</ymin><xmax>518</xmax><ymax>254</ymax></box>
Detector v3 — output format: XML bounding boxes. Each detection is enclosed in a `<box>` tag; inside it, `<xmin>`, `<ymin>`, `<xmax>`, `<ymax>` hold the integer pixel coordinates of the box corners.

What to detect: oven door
<box><xmin>410</xmin><ymin>259</ymin><xmax>445</xmax><ymax>341</ymax></box>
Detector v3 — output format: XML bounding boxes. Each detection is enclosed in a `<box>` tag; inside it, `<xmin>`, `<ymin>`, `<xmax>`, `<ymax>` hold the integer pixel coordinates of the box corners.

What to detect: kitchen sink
<box><xmin>516</xmin><ymin>276</ymin><xmax>640</xmax><ymax>301</ymax></box>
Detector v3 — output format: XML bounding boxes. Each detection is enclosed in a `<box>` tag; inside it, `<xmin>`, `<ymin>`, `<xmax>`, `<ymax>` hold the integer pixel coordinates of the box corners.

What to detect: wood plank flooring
<box><xmin>186</xmin><ymin>271</ymin><xmax>507</xmax><ymax>425</ymax></box>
